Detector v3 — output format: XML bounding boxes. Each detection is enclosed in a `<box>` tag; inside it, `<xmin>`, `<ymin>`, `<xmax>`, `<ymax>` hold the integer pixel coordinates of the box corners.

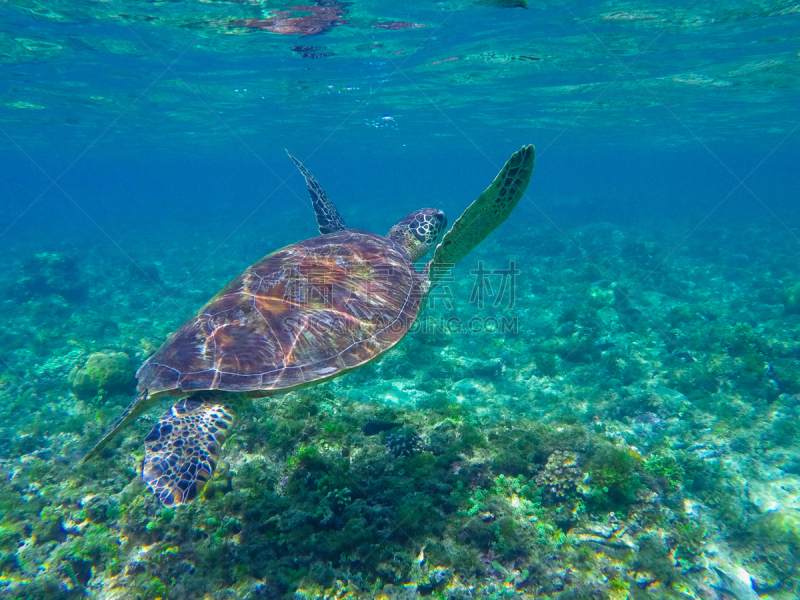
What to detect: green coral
<box><xmin>68</xmin><ymin>351</ymin><xmax>135</xmax><ymax>398</ymax></box>
<box><xmin>784</xmin><ymin>282</ymin><xmax>800</xmax><ymax>315</ymax></box>
<box><xmin>644</xmin><ymin>453</ymin><xmax>684</xmax><ymax>493</ymax></box>
<box><xmin>584</xmin><ymin>443</ymin><xmax>647</xmax><ymax>508</ymax></box>
<box><xmin>586</xmin><ymin>281</ymin><xmax>616</xmax><ymax>308</ymax></box>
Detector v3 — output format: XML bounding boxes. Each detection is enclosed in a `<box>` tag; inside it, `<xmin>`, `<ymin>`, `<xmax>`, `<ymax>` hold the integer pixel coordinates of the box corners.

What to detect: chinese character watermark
<box><xmin>273</xmin><ymin>259</ymin><xmax>522</xmax><ymax>335</ymax></box>
<box><xmin>427</xmin><ymin>262</ymin><xmax>455</xmax><ymax>310</ymax></box>
<box><xmin>469</xmin><ymin>260</ymin><xmax>520</xmax><ymax>309</ymax></box>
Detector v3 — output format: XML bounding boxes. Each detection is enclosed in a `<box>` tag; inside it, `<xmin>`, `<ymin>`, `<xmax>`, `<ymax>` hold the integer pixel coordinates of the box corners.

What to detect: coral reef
<box><xmin>14</xmin><ymin>252</ymin><xmax>86</xmax><ymax>302</ymax></box>
<box><xmin>2</xmin><ymin>215</ymin><xmax>800</xmax><ymax>599</ymax></box>
<box><xmin>385</xmin><ymin>427</ymin><xmax>424</xmax><ymax>457</ymax></box>
<box><xmin>68</xmin><ymin>351</ymin><xmax>136</xmax><ymax>399</ymax></box>
<box><xmin>535</xmin><ymin>450</ymin><xmax>581</xmax><ymax>501</ymax></box>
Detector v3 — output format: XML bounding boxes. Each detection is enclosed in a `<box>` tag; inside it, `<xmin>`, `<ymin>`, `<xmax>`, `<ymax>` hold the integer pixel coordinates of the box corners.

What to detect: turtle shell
<box><xmin>137</xmin><ymin>230</ymin><xmax>423</xmax><ymax>395</ymax></box>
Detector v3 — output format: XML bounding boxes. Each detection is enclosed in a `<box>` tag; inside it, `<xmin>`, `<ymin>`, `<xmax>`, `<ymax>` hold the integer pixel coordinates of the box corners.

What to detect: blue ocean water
<box><xmin>2</xmin><ymin>1</ymin><xmax>800</xmax><ymax>598</ymax></box>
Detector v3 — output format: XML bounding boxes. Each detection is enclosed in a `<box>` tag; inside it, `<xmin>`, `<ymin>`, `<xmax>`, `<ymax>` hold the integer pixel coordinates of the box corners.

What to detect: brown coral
<box><xmin>535</xmin><ymin>450</ymin><xmax>582</xmax><ymax>501</ymax></box>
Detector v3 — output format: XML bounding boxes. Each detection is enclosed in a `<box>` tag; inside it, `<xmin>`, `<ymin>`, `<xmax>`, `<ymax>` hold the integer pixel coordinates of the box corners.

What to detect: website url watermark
<box><xmin>413</xmin><ymin>315</ymin><xmax>519</xmax><ymax>334</ymax></box>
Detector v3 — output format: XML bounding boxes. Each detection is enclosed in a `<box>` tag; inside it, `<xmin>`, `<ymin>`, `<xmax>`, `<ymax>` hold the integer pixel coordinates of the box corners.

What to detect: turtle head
<box><xmin>387</xmin><ymin>208</ymin><xmax>447</xmax><ymax>262</ymax></box>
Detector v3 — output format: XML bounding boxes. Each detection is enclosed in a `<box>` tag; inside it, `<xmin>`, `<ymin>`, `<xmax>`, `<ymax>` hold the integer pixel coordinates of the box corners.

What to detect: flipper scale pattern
<box><xmin>142</xmin><ymin>398</ymin><xmax>234</xmax><ymax>507</ymax></box>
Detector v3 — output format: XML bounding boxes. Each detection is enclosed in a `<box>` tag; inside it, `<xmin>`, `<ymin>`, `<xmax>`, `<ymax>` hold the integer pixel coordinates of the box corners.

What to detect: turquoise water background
<box><xmin>2</xmin><ymin>1</ymin><xmax>800</xmax><ymax>599</ymax></box>
<box><xmin>2</xmin><ymin>0</ymin><xmax>799</xmax><ymax>248</ymax></box>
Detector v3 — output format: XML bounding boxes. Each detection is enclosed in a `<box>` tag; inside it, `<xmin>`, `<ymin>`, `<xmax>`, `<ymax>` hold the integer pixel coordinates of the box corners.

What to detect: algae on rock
<box><xmin>68</xmin><ymin>351</ymin><xmax>135</xmax><ymax>398</ymax></box>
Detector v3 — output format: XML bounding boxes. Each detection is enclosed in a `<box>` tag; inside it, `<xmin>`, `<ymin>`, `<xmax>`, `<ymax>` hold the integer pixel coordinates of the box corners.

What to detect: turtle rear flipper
<box><xmin>428</xmin><ymin>144</ymin><xmax>534</xmax><ymax>283</ymax></box>
<box><xmin>286</xmin><ymin>150</ymin><xmax>347</xmax><ymax>235</ymax></box>
<box><xmin>142</xmin><ymin>397</ymin><xmax>234</xmax><ymax>507</ymax></box>
<box><xmin>81</xmin><ymin>390</ymin><xmax>155</xmax><ymax>463</ymax></box>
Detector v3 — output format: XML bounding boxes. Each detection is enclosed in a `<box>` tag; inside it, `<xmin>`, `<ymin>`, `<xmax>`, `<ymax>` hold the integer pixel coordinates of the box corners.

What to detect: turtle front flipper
<box><xmin>428</xmin><ymin>144</ymin><xmax>534</xmax><ymax>283</ymax></box>
<box><xmin>142</xmin><ymin>396</ymin><xmax>234</xmax><ymax>506</ymax></box>
<box><xmin>286</xmin><ymin>150</ymin><xmax>347</xmax><ymax>235</ymax></box>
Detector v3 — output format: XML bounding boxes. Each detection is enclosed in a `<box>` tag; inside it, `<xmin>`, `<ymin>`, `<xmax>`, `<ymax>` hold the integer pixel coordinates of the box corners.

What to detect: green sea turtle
<box><xmin>82</xmin><ymin>145</ymin><xmax>535</xmax><ymax>506</ymax></box>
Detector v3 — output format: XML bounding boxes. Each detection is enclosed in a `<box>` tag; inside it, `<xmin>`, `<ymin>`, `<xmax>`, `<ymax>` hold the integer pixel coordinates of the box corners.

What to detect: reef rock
<box><xmin>783</xmin><ymin>282</ymin><xmax>800</xmax><ymax>315</ymax></box>
<box><xmin>69</xmin><ymin>351</ymin><xmax>135</xmax><ymax>398</ymax></box>
<box><xmin>15</xmin><ymin>252</ymin><xmax>86</xmax><ymax>301</ymax></box>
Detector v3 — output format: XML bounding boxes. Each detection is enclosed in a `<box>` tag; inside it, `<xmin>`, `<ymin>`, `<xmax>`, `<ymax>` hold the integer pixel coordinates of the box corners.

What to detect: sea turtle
<box><xmin>82</xmin><ymin>145</ymin><xmax>535</xmax><ymax>506</ymax></box>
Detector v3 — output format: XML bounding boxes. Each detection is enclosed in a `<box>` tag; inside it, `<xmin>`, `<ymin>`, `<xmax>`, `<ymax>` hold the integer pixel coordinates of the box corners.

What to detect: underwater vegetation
<box><xmin>0</xmin><ymin>390</ymin><xmax>700</xmax><ymax>599</ymax></box>
<box><xmin>68</xmin><ymin>352</ymin><xmax>135</xmax><ymax>400</ymax></box>
<box><xmin>2</xmin><ymin>216</ymin><xmax>800</xmax><ymax>599</ymax></box>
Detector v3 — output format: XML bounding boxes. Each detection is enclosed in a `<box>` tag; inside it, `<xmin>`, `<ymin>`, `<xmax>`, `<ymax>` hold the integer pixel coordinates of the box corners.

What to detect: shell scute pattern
<box><xmin>137</xmin><ymin>230</ymin><xmax>421</xmax><ymax>396</ymax></box>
